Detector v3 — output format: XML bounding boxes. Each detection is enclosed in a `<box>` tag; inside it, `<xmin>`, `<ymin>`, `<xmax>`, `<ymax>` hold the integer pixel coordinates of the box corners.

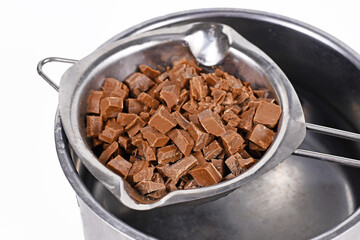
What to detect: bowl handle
<box><xmin>37</xmin><ymin>57</ymin><xmax>77</xmax><ymax>92</ymax></box>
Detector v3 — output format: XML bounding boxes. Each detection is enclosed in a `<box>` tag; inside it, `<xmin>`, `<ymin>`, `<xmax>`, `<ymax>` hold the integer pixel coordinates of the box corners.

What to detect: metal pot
<box><xmin>54</xmin><ymin>9</ymin><xmax>360</xmax><ymax>239</ymax></box>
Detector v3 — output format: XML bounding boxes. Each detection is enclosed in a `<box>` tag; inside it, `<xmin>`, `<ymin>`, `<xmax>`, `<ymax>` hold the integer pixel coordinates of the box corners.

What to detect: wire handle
<box><xmin>37</xmin><ymin>57</ymin><xmax>77</xmax><ymax>92</ymax></box>
<box><xmin>294</xmin><ymin>123</ymin><xmax>360</xmax><ymax>167</ymax></box>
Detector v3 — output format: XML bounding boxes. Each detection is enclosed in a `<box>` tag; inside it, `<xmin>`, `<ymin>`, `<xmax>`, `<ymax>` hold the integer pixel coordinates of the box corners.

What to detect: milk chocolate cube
<box><xmin>127</xmin><ymin>160</ymin><xmax>149</xmax><ymax>182</ymax></box>
<box><xmin>117</xmin><ymin>113</ymin><xmax>138</xmax><ymax>126</ymax></box>
<box><xmin>137</xmin><ymin>92</ymin><xmax>160</xmax><ymax>108</ymax></box>
<box><xmin>203</xmin><ymin>140</ymin><xmax>223</xmax><ymax>160</ymax></box>
<box><xmin>192</xmin><ymin>151</ymin><xmax>207</xmax><ymax>165</ymax></box>
<box><xmin>157</xmin><ymin>145</ymin><xmax>183</xmax><ymax>165</ymax></box>
<box><xmin>238</xmin><ymin>107</ymin><xmax>255</xmax><ymax>133</ymax></box>
<box><xmin>132</xmin><ymin>166</ymin><xmax>155</xmax><ymax>183</ymax></box>
<box><xmin>171</xmin><ymin>111</ymin><xmax>190</xmax><ymax>130</ymax></box>
<box><xmin>141</xmin><ymin>141</ymin><xmax>157</xmax><ymax>162</ymax></box>
<box><xmin>87</xmin><ymin>90</ymin><xmax>103</xmax><ymax>114</ymax></box>
<box><xmin>220</xmin><ymin>130</ymin><xmax>245</xmax><ymax>155</ymax></box>
<box><xmin>98</xmin><ymin>142</ymin><xmax>118</xmax><ymax>165</ymax></box>
<box><xmin>248</xmin><ymin>124</ymin><xmax>275</xmax><ymax>150</ymax></box>
<box><xmin>141</xmin><ymin>126</ymin><xmax>169</xmax><ymax>147</ymax></box>
<box><xmin>125</xmin><ymin>117</ymin><xmax>146</xmax><ymax>138</ymax></box>
<box><xmin>189</xmin><ymin>163</ymin><xmax>222</xmax><ymax>186</ymax></box>
<box><xmin>86</xmin><ymin>115</ymin><xmax>103</xmax><ymax>137</ymax></box>
<box><xmin>135</xmin><ymin>181</ymin><xmax>166</xmax><ymax>194</ymax></box>
<box><xmin>126</xmin><ymin>99</ymin><xmax>144</xmax><ymax>115</ymax></box>
<box><xmin>156</xmin><ymin>155</ymin><xmax>198</xmax><ymax>182</ymax></box>
<box><xmin>211</xmin><ymin>159</ymin><xmax>225</xmax><ymax>176</ymax></box>
<box><xmin>102</xmin><ymin>78</ymin><xmax>121</xmax><ymax>93</ymax></box>
<box><xmin>168</xmin><ymin>129</ymin><xmax>194</xmax><ymax>156</ymax></box>
<box><xmin>99</xmin><ymin>127</ymin><xmax>121</xmax><ymax>144</ymax></box>
<box><xmin>225</xmin><ymin>153</ymin><xmax>243</xmax><ymax>176</ymax></box>
<box><xmin>148</xmin><ymin>105</ymin><xmax>177</xmax><ymax>134</ymax></box>
<box><xmin>160</xmin><ymin>84</ymin><xmax>180</xmax><ymax>108</ymax></box>
<box><xmin>188</xmin><ymin>122</ymin><xmax>211</xmax><ymax>151</ymax></box>
<box><xmin>253</xmin><ymin>101</ymin><xmax>282</xmax><ymax>128</ymax></box>
<box><xmin>107</xmin><ymin>155</ymin><xmax>132</xmax><ymax>178</ymax></box>
<box><xmin>100</xmin><ymin>97</ymin><xmax>124</xmax><ymax>119</ymax></box>
<box><xmin>125</xmin><ymin>72</ymin><xmax>155</xmax><ymax>95</ymax></box>
<box><xmin>139</xmin><ymin>65</ymin><xmax>161</xmax><ymax>79</ymax></box>
<box><xmin>198</xmin><ymin>109</ymin><xmax>226</xmax><ymax>136</ymax></box>
<box><xmin>118</xmin><ymin>135</ymin><xmax>131</xmax><ymax>151</ymax></box>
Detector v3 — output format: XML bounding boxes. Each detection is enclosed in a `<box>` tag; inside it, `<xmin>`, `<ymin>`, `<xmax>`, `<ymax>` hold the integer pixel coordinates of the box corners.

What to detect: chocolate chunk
<box><xmin>110</xmin><ymin>83</ymin><xmax>129</xmax><ymax>99</ymax></box>
<box><xmin>86</xmin><ymin>115</ymin><xmax>103</xmax><ymax>137</ymax></box>
<box><xmin>157</xmin><ymin>155</ymin><xmax>197</xmax><ymax>182</ymax></box>
<box><xmin>132</xmin><ymin>166</ymin><xmax>155</xmax><ymax>183</ymax></box>
<box><xmin>253</xmin><ymin>101</ymin><xmax>282</xmax><ymax>128</ymax></box>
<box><xmin>98</xmin><ymin>142</ymin><xmax>118</xmax><ymax>165</ymax></box>
<box><xmin>189</xmin><ymin>163</ymin><xmax>222</xmax><ymax>186</ymax></box>
<box><xmin>167</xmin><ymin>129</ymin><xmax>194</xmax><ymax>156</ymax></box>
<box><xmin>182</xmin><ymin>100</ymin><xmax>200</xmax><ymax>114</ymax></box>
<box><xmin>220</xmin><ymin>130</ymin><xmax>245</xmax><ymax>156</ymax></box>
<box><xmin>184</xmin><ymin>179</ymin><xmax>197</xmax><ymax>189</ymax></box>
<box><xmin>139</xmin><ymin>65</ymin><xmax>161</xmax><ymax>79</ymax></box>
<box><xmin>190</xmin><ymin>76</ymin><xmax>208</xmax><ymax>100</ymax></box>
<box><xmin>125</xmin><ymin>117</ymin><xmax>146</xmax><ymax>138</ymax></box>
<box><xmin>100</xmin><ymin>97</ymin><xmax>124</xmax><ymax>119</ymax></box>
<box><xmin>126</xmin><ymin>99</ymin><xmax>144</xmax><ymax>115</ymax></box>
<box><xmin>203</xmin><ymin>140</ymin><xmax>223</xmax><ymax>160</ymax></box>
<box><xmin>142</xmin><ymin>141</ymin><xmax>157</xmax><ymax>162</ymax></box>
<box><xmin>222</xmin><ymin>109</ymin><xmax>240</xmax><ymax>124</ymax></box>
<box><xmin>211</xmin><ymin>159</ymin><xmax>225</xmax><ymax>176</ymax></box>
<box><xmin>157</xmin><ymin>145</ymin><xmax>182</xmax><ymax>165</ymax></box>
<box><xmin>127</xmin><ymin>160</ymin><xmax>149</xmax><ymax>182</ymax></box>
<box><xmin>141</xmin><ymin>126</ymin><xmax>169</xmax><ymax>147</ymax></box>
<box><xmin>211</xmin><ymin>88</ymin><xmax>226</xmax><ymax>104</ymax></box>
<box><xmin>125</xmin><ymin>73</ymin><xmax>155</xmax><ymax>96</ymax></box>
<box><xmin>117</xmin><ymin>113</ymin><xmax>138</xmax><ymax>126</ymax></box>
<box><xmin>135</xmin><ymin>181</ymin><xmax>166</xmax><ymax>194</ymax></box>
<box><xmin>238</xmin><ymin>107</ymin><xmax>256</xmax><ymax>132</ymax></box>
<box><xmin>198</xmin><ymin>109</ymin><xmax>226</xmax><ymax>136</ymax></box>
<box><xmin>171</xmin><ymin>111</ymin><xmax>190</xmax><ymax>130</ymax></box>
<box><xmin>107</xmin><ymin>155</ymin><xmax>132</xmax><ymax>178</ymax></box>
<box><xmin>225</xmin><ymin>153</ymin><xmax>244</xmax><ymax>176</ymax></box>
<box><xmin>160</xmin><ymin>84</ymin><xmax>180</xmax><ymax>108</ymax></box>
<box><xmin>248</xmin><ymin>124</ymin><xmax>275</xmax><ymax>150</ymax></box>
<box><xmin>148</xmin><ymin>105</ymin><xmax>177</xmax><ymax>134</ymax></box>
<box><xmin>223</xmin><ymin>173</ymin><xmax>235</xmax><ymax>181</ymax></box>
<box><xmin>188</xmin><ymin>122</ymin><xmax>211</xmax><ymax>151</ymax></box>
<box><xmin>192</xmin><ymin>151</ymin><xmax>207</xmax><ymax>165</ymax></box>
<box><xmin>87</xmin><ymin>90</ymin><xmax>103</xmax><ymax>114</ymax></box>
<box><xmin>99</xmin><ymin>127</ymin><xmax>121</xmax><ymax>144</ymax></box>
<box><xmin>203</xmin><ymin>73</ymin><xmax>220</xmax><ymax>86</ymax></box>
<box><xmin>137</xmin><ymin>92</ymin><xmax>160</xmax><ymax>108</ymax></box>
<box><xmin>118</xmin><ymin>135</ymin><xmax>131</xmax><ymax>151</ymax></box>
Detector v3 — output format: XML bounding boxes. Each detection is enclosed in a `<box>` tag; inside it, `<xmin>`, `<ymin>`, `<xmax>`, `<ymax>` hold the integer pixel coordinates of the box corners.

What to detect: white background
<box><xmin>1</xmin><ymin>0</ymin><xmax>359</xmax><ymax>239</ymax></box>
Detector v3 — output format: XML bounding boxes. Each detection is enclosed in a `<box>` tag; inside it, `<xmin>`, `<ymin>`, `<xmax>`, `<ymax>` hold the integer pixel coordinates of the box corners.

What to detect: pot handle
<box><xmin>37</xmin><ymin>57</ymin><xmax>77</xmax><ymax>92</ymax></box>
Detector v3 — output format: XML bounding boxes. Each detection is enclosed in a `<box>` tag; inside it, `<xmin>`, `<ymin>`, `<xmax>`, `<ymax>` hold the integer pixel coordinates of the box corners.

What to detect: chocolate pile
<box><xmin>86</xmin><ymin>57</ymin><xmax>281</xmax><ymax>200</ymax></box>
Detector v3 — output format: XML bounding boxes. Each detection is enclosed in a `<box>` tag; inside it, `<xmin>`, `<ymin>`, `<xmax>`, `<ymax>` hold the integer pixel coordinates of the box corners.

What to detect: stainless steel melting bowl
<box><xmin>49</xmin><ymin>9</ymin><xmax>360</xmax><ymax>239</ymax></box>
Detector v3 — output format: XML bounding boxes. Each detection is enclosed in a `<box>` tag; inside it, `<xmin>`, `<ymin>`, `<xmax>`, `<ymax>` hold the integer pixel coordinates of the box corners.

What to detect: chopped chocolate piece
<box><xmin>157</xmin><ymin>155</ymin><xmax>197</xmax><ymax>182</ymax></box>
<box><xmin>139</xmin><ymin>112</ymin><xmax>150</xmax><ymax>122</ymax></box>
<box><xmin>249</xmin><ymin>142</ymin><xmax>266</xmax><ymax>151</ymax></box>
<box><xmin>137</xmin><ymin>92</ymin><xmax>160</xmax><ymax>108</ymax></box>
<box><xmin>238</xmin><ymin>107</ymin><xmax>256</xmax><ymax>132</ymax></box>
<box><xmin>182</xmin><ymin>100</ymin><xmax>200</xmax><ymax>114</ymax></box>
<box><xmin>135</xmin><ymin>180</ymin><xmax>166</xmax><ymax>194</ymax></box>
<box><xmin>214</xmin><ymin>68</ymin><xmax>224</xmax><ymax>77</ymax></box>
<box><xmin>168</xmin><ymin>129</ymin><xmax>194</xmax><ymax>156</ymax></box>
<box><xmin>118</xmin><ymin>135</ymin><xmax>131</xmax><ymax>151</ymax></box>
<box><xmin>203</xmin><ymin>73</ymin><xmax>220</xmax><ymax>86</ymax></box>
<box><xmin>139</xmin><ymin>65</ymin><xmax>161</xmax><ymax>79</ymax></box>
<box><xmin>192</xmin><ymin>151</ymin><xmax>207</xmax><ymax>165</ymax></box>
<box><xmin>184</xmin><ymin>179</ymin><xmax>197</xmax><ymax>189</ymax></box>
<box><xmin>125</xmin><ymin>117</ymin><xmax>146</xmax><ymax>138</ymax></box>
<box><xmin>188</xmin><ymin>114</ymin><xmax>200</xmax><ymax>125</ymax></box>
<box><xmin>248</xmin><ymin>124</ymin><xmax>275</xmax><ymax>150</ymax></box>
<box><xmin>225</xmin><ymin>153</ymin><xmax>244</xmax><ymax>176</ymax></box>
<box><xmin>87</xmin><ymin>90</ymin><xmax>103</xmax><ymax>114</ymax></box>
<box><xmin>133</xmin><ymin>166</ymin><xmax>155</xmax><ymax>183</ymax></box>
<box><xmin>222</xmin><ymin>109</ymin><xmax>240</xmax><ymax>124</ymax></box>
<box><xmin>107</xmin><ymin>155</ymin><xmax>132</xmax><ymax>178</ymax></box>
<box><xmin>99</xmin><ymin>127</ymin><xmax>121</xmax><ymax>144</ymax></box>
<box><xmin>152</xmin><ymin>172</ymin><xmax>165</xmax><ymax>184</ymax></box>
<box><xmin>223</xmin><ymin>173</ymin><xmax>235</xmax><ymax>181</ymax></box>
<box><xmin>198</xmin><ymin>109</ymin><xmax>226</xmax><ymax>136</ymax></box>
<box><xmin>126</xmin><ymin>98</ymin><xmax>144</xmax><ymax>115</ymax></box>
<box><xmin>189</xmin><ymin>163</ymin><xmax>222</xmax><ymax>186</ymax></box>
<box><xmin>190</xmin><ymin>76</ymin><xmax>208</xmax><ymax>100</ymax></box>
<box><xmin>125</xmin><ymin>72</ymin><xmax>155</xmax><ymax>96</ymax></box>
<box><xmin>110</xmin><ymin>84</ymin><xmax>129</xmax><ymax>99</ymax></box>
<box><xmin>165</xmin><ymin>179</ymin><xmax>177</xmax><ymax>192</ymax></box>
<box><xmin>117</xmin><ymin>113</ymin><xmax>137</xmax><ymax>126</ymax></box>
<box><xmin>160</xmin><ymin>84</ymin><xmax>180</xmax><ymax>108</ymax></box>
<box><xmin>253</xmin><ymin>101</ymin><xmax>282</xmax><ymax>128</ymax></box>
<box><xmin>148</xmin><ymin>105</ymin><xmax>177</xmax><ymax>134</ymax></box>
<box><xmin>157</xmin><ymin>144</ymin><xmax>182</xmax><ymax>165</ymax></box>
<box><xmin>172</xmin><ymin>111</ymin><xmax>190</xmax><ymax>130</ymax></box>
<box><xmin>238</xmin><ymin>157</ymin><xmax>256</xmax><ymax>168</ymax></box>
<box><xmin>141</xmin><ymin>126</ymin><xmax>169</xmax><ymax>147</ymax></box>
<box><xmin>92</xmin><ymin>137</ymin><xmax>102</xmax><ymax>148</ymax></box>
<box><xmin>203</xmin><ymin>140</ymin><xmax>223</xmax><ymax>160</ymax></box>
<box><xmin>86</xmin><ymin>115</ymin><xmax>103</xmax><ymax>137</ymax></box>
<box><xmin>211</xmin><ymin>88</ymin><xmax>226</xmax><ymax>104</ymax></box>
<box><xmin>220</xmin><ymin>130</ymin><xmax>245</xmax><ymax>155</ymax></box>
<box><xmin>211</xmin><ymin>159</ymin><xmax>225</xmax><ymax>176</ymax></box>
<box><xmin>142</xmin><ymin>141</ymin><xmax>157</xmax><ymax>162</ymax></box>
<box><xmin>102</xmin><ymin>78</ymin><xmax>121</xmax><ymax>93</ymax></box>
<box><xmin>100</xmin><ymin>97</ymin><xmax>123</xmax><ymax>119</ymax></box>
<box><xmin>127</xmin><ymin>160</ymin><xmax>149</xmax><ymax>182</ymax></box>
<box><xmin>99</xmin><ymin>142</ymin><xmax>118</xmax><ymax>165</ymax></box>
<box><xmin>156</xmin><ymin>71</ymin><xmax>168</xmax><ymax>83</ymax></box>
<box><xmin>173</xmin><ymin>57</ymin><xmax>202</xmax><ymax>71</ymax></box>
<box><xmin>147</xmin><ymin>189</ymin><xmax>167</xmax><ymax>199</ymax></box>
<box><xmin>188</xmin><ymin>122</ymin><xmax>211</xmax><ymax>151</ymax></box>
